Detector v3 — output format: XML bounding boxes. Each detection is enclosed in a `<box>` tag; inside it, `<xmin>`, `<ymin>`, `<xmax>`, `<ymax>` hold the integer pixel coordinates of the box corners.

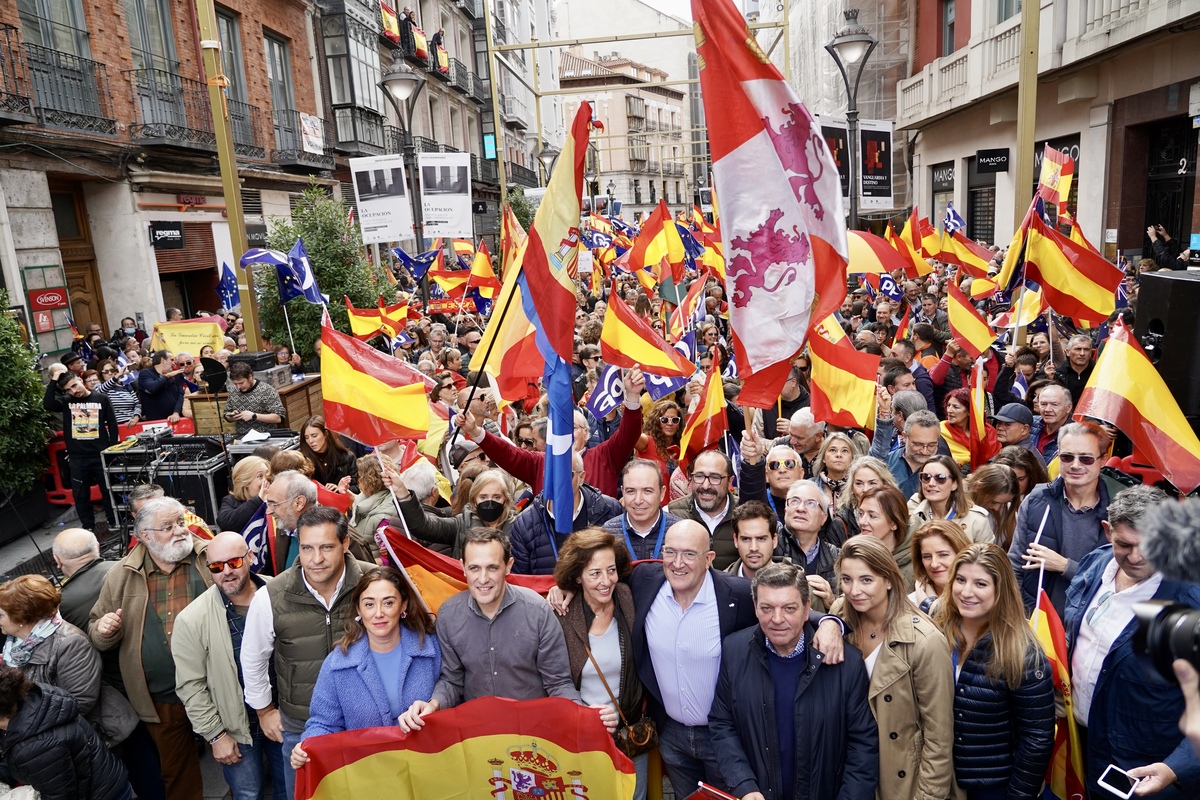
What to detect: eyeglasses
<box><xmin>919</xmin><ymin>473</ymin><xmax>952</xmax><ymax>485</ymax></box>
<box><xmin>767</xmin><ymin>459</ymin><xmax>798</xmax><ymax>471</ymax></box>
<box><xmin>101</xmin><ymin>368</ymin><xmax>117</xmax><ymax>375</ymax></box>
<box><xmin>785</xmin><ymin>497</ymin><xmax>821</xmax><ymax>510</ymax></box>
<box><xmin>518</xmin><ymin>438</ymin><xmax>535</xmax><ymax>447</ymax></box>
<box><xmin>1059</xmin><ymin>453</ymin><xmax>1099</xmax><ymax>465</ymax></box>
<box><xmin>1085</xmin><ymin>590</ymin><xmax>1116</xmax><ymax>626</ymax></box>
<box><xmin>662</xmin><ymin>547</ymin><xmax>702</xmax><ymax>563</ymax></box>
<box><xmin>691</xmin><ymin>472</ymin><xmax>728</xmax><ymax>485</ymax></box>
<box><xmin>908</xmin><ymin>440</ymin><xmax>939</xmax><ymax>452</ymax></box>
<box><xmin>207</xmin><ymin>554</ymin><xmax>249</xmax><ymax>574</ymax></box>
<box><xmin>660</xmin><ymin>416</ymin><xmax>681</xmax><ymax>425</ymax></box>
<box><xmin>265</xmin><ymin>498</ymin><xmax>293</xmax><ymax>510</ymax></box>
<box><xmin>177</xmin><ymin>360</ymin><xmax>193</xmax><ymax>367</ymax></box>
<box><xmin>466</xmin><ymin>338</ymin><xmax>481</xmax><ymax>345</ymax></box>
<box><xmin>142</xmin><ymin>517</ymin><xmax>187</xmax><ymax>535</ymax></box>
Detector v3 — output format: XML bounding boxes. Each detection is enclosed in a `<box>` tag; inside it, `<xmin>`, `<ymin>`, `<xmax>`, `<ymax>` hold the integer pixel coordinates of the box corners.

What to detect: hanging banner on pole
<box><xmin>419</xmin><ymin>152</ymin><xmax>473</xmax><ymax>239</ymax></box>
<box><xmin>859</xmin><ymin>119</ymin><xmax>894</xmax><ymax>210</ymax></box>
<box><xmin>817</xmin><ymin>116</ymin><xmax>851</xmax><ymax>199</ymax></box>
<box><xmin>350</xmin><ymin>154</ymin><xmax>414</xmax><ymax>245</ymax></box>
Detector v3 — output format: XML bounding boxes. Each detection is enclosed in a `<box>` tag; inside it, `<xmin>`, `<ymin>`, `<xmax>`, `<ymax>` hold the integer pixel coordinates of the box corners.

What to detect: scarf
<box><xmin>3</xmin><ymin>612</ymin><xmax>63</xmax><ymax>668</ymax></box>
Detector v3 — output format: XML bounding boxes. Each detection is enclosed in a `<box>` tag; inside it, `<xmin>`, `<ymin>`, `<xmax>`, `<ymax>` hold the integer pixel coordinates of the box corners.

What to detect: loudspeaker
<box><xmin>1134</xmin><ymin>271</ymin><xmax>1200</xmax><ymax>420</ymax></box>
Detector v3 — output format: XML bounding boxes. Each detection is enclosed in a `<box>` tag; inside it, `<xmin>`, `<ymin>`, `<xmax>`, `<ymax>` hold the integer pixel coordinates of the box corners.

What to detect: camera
<box><xmin>1132</xmin><ymin>600</ymin><xmax>1200</xmax><ymax>683</ymax></box>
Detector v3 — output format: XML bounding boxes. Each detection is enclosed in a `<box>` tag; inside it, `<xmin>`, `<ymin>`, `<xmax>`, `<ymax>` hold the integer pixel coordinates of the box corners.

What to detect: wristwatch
<box><xmin>208</xmin><ymin>731</ymin><xmax>226</xmax><ymax>744</ymax></box>
<box><xmin>252</xmin><ymin>413</ymin><xmax>257</xmax><ymax>422</ymax></box>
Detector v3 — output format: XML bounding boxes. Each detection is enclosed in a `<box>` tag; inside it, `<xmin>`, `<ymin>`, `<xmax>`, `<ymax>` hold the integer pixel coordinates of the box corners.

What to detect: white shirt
<box><xmin>864</xmin><ymin>644</ymin><xmax>882</xmax><ymax>680</ymax></box>
<box><xmin>1071</xmin><ymin>558</ymin><xmax>1161</xmax><ymax>726</ymax></box>
<box><xmin>645</xmin><ymin>572</ymin><xmax>722</xmax><ymax>726</ymax></box>
<box><xmin>696</xmin><ymin>496</ymin><xmax>731</xmax><ymax>534</ymax></box>
<box><xmin>241</xmin><ymin>566</ymin><xmax>349</xmax><ymax>710</ymax></box>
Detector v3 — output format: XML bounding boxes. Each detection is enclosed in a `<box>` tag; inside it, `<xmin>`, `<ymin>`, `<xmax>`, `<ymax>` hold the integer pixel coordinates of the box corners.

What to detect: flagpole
<box><xmin>1047</xmin><ymin>309</ymin><xmax>1055</xmax><ymax>365</ymax></box>
<box><xmin>281</xmin><ymin>303</ymin><xmax>297</xmax><ymax>358</ymax></box>
<box><xmin>1029</xmin><ymin>504</ymin><xmax>1051</xmax><ymax>635</ymax></box>
<box><xmin>452</xmin><ymin>267</ymin><xmax>475</xmax><ymax>339</ymax></box>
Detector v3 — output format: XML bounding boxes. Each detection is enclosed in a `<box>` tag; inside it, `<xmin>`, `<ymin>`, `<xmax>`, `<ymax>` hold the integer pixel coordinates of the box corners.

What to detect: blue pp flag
<box><xmin>239</xmin><ymin>248</ymin><xmax>290</xmax><ymax>270</ymax></box>
<box><xmin>586</xmin><ymin>364</ymin><xmax>625</xmax><ymax>420</ymax></box>
<box><xmin>877</xmin><ymin>273</ymin><xmax>904</xmax><ymax>303</ymax></box>
<box><xmin>646</xmin><ymin>331</ymin><xmax>696</xmax><ymax>401</ymax></box>
<box><xmin>279</xmin><ymin>238</ymin><xmax>328</xmax><ymax>305</ymax></box>
<box><xmin>240</xmin><ymin>502</ymin><xmax>269</xmax><ymax>573</ymax></box>
<box><xmin>217</xmin><ymin>262</ymin><xmax>239</xmax><ymax>312</ymax></box>
<box><xmin>542</xmin><ymin>355</ymin><xmax>576</xmax><ymax>534</ymax></box>
<box><xmin>1012</xmin><ymin>371</ymin><xmax>1029</xmax><ymax>401</ymax></box>
<box><xmin>943</xmin><ymin>202</ymin><xmax>966</xmax><ymax>235</ymax></box>
<box><xmin>581</xmin><ymin>228</ymin><xmax>613</xmax><ymax>249</ymax></box>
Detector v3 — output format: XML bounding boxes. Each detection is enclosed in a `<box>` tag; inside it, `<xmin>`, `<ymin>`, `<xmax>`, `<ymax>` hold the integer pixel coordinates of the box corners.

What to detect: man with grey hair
<box><xmin>1009</xmin><ymin>421</ymin><xmax>1113</xmax><ymax>614</ymax></box>
<box><xmin>869</xmin><ymin>388</ymin><xmax>930</xmax><ymax>460</ymax></box>
<box><xmin>781</xmin><ymin>408</ymin><xmax>825</xmax><ymax>477</ymax></box>
<box><xmin>261</xmin><ymin>470</ymin><xmax>317</xmax><ymax>575</ymax></box>
<box><xmin>887</xmin><ymin>409</ymin><xmax>942</xmax><ymax>497</ymax></box>
<box><xmin>53</xmin><ymin>527</ymin><xmax>114</xmax><ymax>629</ymax></box>
<box><xmin>778</xmin><ymin>482</ymin><xmax>839</xmax><ymax>611</ymax></box>
<box><xmin>89</xmin><ymin>496</ymin><xmax>213</xmax><ymax>800</ymax></box>
<box><xmin>126</xmin><ymin>483</ymin><xmax>215</xmax><ymax>542</ymax></box>
<box><xmin>1031</xmin><ymin>383</ymin><xmax>1073</xmax><ymax>462</ymax></box>
<box><xmin>1055</xmin><ymin>334</ymin><xmax>1095</xmax><ymax>406</ymax></box>
<box><xmin>1064</xmin><ymin>485</ymin><xmax>1200</xmax><ymax>797</ymax></box>
<box><xmin>708</xmin><ymin>561</ymin><xmax>877</xmax><ymax>800</ymax></box>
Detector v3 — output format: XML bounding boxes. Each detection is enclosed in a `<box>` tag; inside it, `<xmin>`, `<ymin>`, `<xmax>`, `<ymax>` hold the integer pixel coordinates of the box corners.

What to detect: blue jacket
<box><xmin>708</xmin><ymin>623</ymin><xmax>878</xmax><ymax>800</ymax></box>
<box><xmin>951</xmin><ymin>634</ymin><xmax>1055</xmax><ymax>799</ymax></box>
<box><xmin>1027</xmin><ymin>415</ymin><xmax>1060</xmax><ymax>463</ymax></box>
<box><xmin>138</xmin><ymin>369</ymin><xmax>184</xmax><ymax>420</ymax></box>
<box><xmin>1064</xmin><ymin>546</ymin><xmax>1200</xmax><ymax>797</ymax></box>
<box><xmin>1006</xmin><ymin>477</ymin><xmax>1111</xmax><ymax>614</ymax></box>
<box><xmin>303</xmin><ymin>628</ymin><xmax>441</xmax><ymax>738</ymax></box>
<box><xmin>509</xmin><ymin>484</ymin><xmax>621</xmax><ymax>575</ymax></box>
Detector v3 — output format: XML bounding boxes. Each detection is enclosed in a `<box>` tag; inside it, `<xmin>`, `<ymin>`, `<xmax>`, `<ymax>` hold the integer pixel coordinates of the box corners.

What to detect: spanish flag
<box><xmin>379</xmin><ymin>0</ymin><xmax>400</xmax><ymax>42</ymax></box>
<box><xmin>469</xmin><ymin>242</ymin><xmax>502</xmax><ymax>296</ymax></box>
<box><xmin>376</xmin><ymin>296</ymin><xmax>409</xmax><ymax>339</ymax></box>
<box><xmin>886</xmin><ymin>219</ymin><xmax>933</xmax><ymax>278</ymax></box>
<box><xmin>1030</xmin><ymin>589</ymin><xmax>1086</xmax><ymax>800</ymax></box>
<box><xmin>668</xmin><ymin>273</ymin><xmax>709</xmax><ymax>342</ymax></box>
<box><xmin>993</xmin><ymin>286</ymin><xmax>1045</xmax><ymax>329</ymax></box>
<box><xmin>847</xmin><ymin>230</ymin><xmax>912</xmax><ymax>275</ymax></box>
<box><xmin>1037</xmin><ymin>144</ymin><xmax>1075</xmax><ymax>213</ymax></box>
<box><xmin>343</xmin><ymin>296</ymin><xmax>406</xmax><ymax>341</ymax></box>
<box><xmin>1074</xmin><ymin>318</ymin><xmax>1200</xmax><ymax>493</ymax></box>
<box><xmin>626</xmin><ymin>199</ymin><xmax>686</xmax><ymax>282</ymax></box>
<box><xmin>678</xmin><ymin>360</ymin><xmax>727</xmax><ymax>471</ymax></box>
<box><xmin>427</xmin><ymin>264</ymin><xmax>471</xmax><ymax>298</ymax></box>
<box><xmin>452</xmin><ymin>238</ymin><xmax>475</xmax><ymax>268</ymax></box>
<box><xmin>902</xmin><ymin>207</ymin><xmax>940</xmax><ymax>260</ymax></box>
<box><xmin>295</xmin><ymin>696</ymin><xmax>636</xmax><ymax>800</ymax></box>
<box><xmin>939</xmin><ymin>230</ymin><xmax>993</xmax><ymax>279</ymax></box>
<box><xmin>809</xmin><ymin>315</ymin><xmax>880</xmax><ymax>428</ymax></box>
<box><xmin>946</xmin><ymin>281</ymin><xmax>997</xmax><ymax>359</ymax></box>
<box><xmin>600</xmin><ymin>290</ymin><xmax>697</xmax><ymax>377</ymax></box>
<box><xmin>500</xmin><ymin>203</ymin><xmax>527</xmax><ymax>276</ymax></box>
<box><xmin>468</xmin><ymin>257</ymin><xmax>542</xmax><ymax>403</ymax></box>
<box><xmin>1024</xmin><ymin>214</ymin><xmax>1123</xmax><ymax>324</ymax></box>
<box><xmin>695</xmin><ymin>229</ymin><xmax>726</xmax><ymax>282</ymax></box>
<box><xmin>967</xmin><ymin>359</ymin><xmax>1000</xmax><ymax>469</ymax></box>
<box><xmin>891</xmin><ymin>306</ymin><xmax>911</xmax><ymax>345</ymax></box>
<box><xmin>320</xmin><ymin>323</ymin><xmax>430</xmax><ymax>446</ymax></box>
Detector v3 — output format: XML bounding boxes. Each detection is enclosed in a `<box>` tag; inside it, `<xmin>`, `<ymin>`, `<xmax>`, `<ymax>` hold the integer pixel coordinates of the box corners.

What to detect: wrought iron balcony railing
<box><xmin>126</xmin><ymin>67</ymin><xmax>215</xmax><ymax>150</ymax></box>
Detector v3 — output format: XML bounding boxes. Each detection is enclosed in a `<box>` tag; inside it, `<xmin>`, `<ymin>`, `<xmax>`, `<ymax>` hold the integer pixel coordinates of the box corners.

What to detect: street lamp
<box><xmin>826</xmin><ymin>8</ymin><xmax>877</xmax><ymax>232</ymax></box>
<box><xmin>536</xmin><ymin>144</ymin><xmax>560</xmax><ymax>186</ymax></box>
<box><xmin>380</xmin><ymin>54</ymin><xmax>429</xmax><ymax>306</ymax></box>
<box><xmin>584</xmin><ymin>167</ymin><xmax>597</xmax><ymax>215</ymax></box>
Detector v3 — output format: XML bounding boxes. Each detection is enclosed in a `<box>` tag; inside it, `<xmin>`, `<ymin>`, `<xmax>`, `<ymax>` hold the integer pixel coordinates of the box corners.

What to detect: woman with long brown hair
<box><xmin>934</xmin><ymin>544</ymin><xmax>1055</xmax><ymax>800</ymax></box>
<box><xmin>909</xmin><ymin>519</ymin><xmax>973</xmax><ymax>612</ymax></box>
<box><xmin>290</xmin><ymin>567</ymin><xmax>439</xmax><ymax>769</ymax></box>
<box><xmin>940</xmin><ymin>388</ymin><xmax>999</xmax><ymax>471</ymax></box>
<box><xmin>855</xmin><ymin>485</ymin><xmax>916</xmax><ymax>590</ymax></box>
<box><xmin>835</xmin><ymin>456</ymin><xmax>899</xmax><ymax>538</ymax></box>
<box><xmin>831</xmin><ymin>537</ymin><xmax>957</xmax><ymax>800</ymax></box>
<box><xmin>908</xmin><ymin>455</ymin><xmax>994</xmax><ymax>544</ymax></box>
<box><xmin>965</xmin><ymin>464</ymin><xmax>1020</xmax><ymax>549</ymax></box>
<box><xmin>299</xmin><ymin>415</ymin><xmax>358</xmax><ymax>491</ymax></box>
<box><xmin>991</xmin><ymin>446</ymin><xmax>1049</xmax><ymax>503</ymax></box>
<box><xmin>635</xmin><ymin>399</ymin><xmax>682</xmax><ymax>486</ymax></box>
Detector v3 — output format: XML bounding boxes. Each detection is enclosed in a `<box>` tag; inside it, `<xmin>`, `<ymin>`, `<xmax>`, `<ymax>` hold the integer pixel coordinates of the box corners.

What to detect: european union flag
<box><xmin>392</xmin><ymin>246</ymin><xmax>440</xmax><ymax>282</ymax></box>
<box><xmin>216</xmin><ymin>262</ymin><xmax>239</xmax><ymax>311</ymax></box>
<box><xmin>278</xmin><ymin>238</ymin><xmax>327</xmax><ymax>305</ymax></box>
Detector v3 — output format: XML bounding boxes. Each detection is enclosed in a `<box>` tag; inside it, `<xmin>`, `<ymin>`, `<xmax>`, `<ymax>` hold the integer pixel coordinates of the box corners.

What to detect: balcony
<box><xmin>427</xmin><ymin>56</ymin><xmax>452</xmax><ymax>83</ymax></box>
<box><xmin>506</xmin><ymin>161</ymin><xmax>538</xmax><ymax>188</ymax></box>
<box><xmin>470</xmin><ymin>153</ymin><xmax>498</xmax><ymax>184</ymax></box>
<box><xmin>492</xmin><ymin>17</ymin><xmax>508</xmax><ymax>45</ymax></box>
<box><xmin>0</xmin><ymin>25</ymin><xmax>36</xmax><ymax>125</ymax></box>
<box><xmin>126</xmin><ymin>68</ymin><xmax>215</xmax><ymax>151</ymax></box>
<box><xmin>647</xmin><ymin>158</ymin><xmax>660</xmax><ymax>174</ymax></box>
<box><xmin>271</xmin><ymin>108</ymin><xmax>334</xmax><ymax>170</ymax></box>
<box><xmin>385</xmin><ymin>124</ymin><xmax>411</xmax><ymax>153</ymax></box>
<box><xmin>23</xmin><ymin>43</ymin><xmax>117</xmax><ymax>135</ymax></box>
<box><xmin>451</xmin><ymin>59</ymin><xmax>471</xmax><ymax>94</ymax></box>
<box><xmin>456</xmin><ymin>0</ymin><xmax>481</xmax><ymax>18</ymax></box>
<box><xmin>471</xmin><ymin>73</ymin><xmax>488</xmax><ymax>104</ymax></box>
<box><xmin>227</xmin><ymin>99</ymin><xmax>265</xmax><ymax>160</ymax></box>
<box><xmin>331</xmin><ymin>106</ymin><xmax>386</xmax><ymax>156</ymax></box>
<box><xmin>413</xmin><ymin>135</ymin><xmax>441</xmax><ymax>153</ymax></box>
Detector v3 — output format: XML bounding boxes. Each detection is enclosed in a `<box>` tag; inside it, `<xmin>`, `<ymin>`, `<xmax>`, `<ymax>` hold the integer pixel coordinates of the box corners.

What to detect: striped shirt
<box><xmin>98</xmin><ymin>377</ymin><xmax>141</xmax><ymax>423</ymax></box>
<box><xmin>645</xmin><ymin>571</ymin><xmax>722</xmax><ymax>726</ymax></box>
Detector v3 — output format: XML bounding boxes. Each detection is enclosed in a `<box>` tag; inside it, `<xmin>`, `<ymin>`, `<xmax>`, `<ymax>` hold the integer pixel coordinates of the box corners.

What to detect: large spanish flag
<box><xmin>809</xmin><ymin>316</ymin><xmax>879</xmax><ymax>428</ymax></box>
<box><xmin>626</xmin><ymin>199</ymin><xmax>686</xmax><ymax>281</ymax></box>
<box><xmin>1024</xmin><ymin>214</ymin><xmax>1123</xmax><ymax>324</ymax></box>
<box><xmin>1030</xmin><ymin>589</ymin><xmax>1086</xmax><ymax>800</ymax></box>
<box><xmin>500</xmin><ymin>203</ymin><xmax>527</xmax><ymax>277</ymax></box>
<box><xmin>678</xmin><ymin>360</ymin><xmax>728</xmax><ymax>470</ymax></box>
<box><xmin>938</xmin><ymin>230</ymin><xmax>993</xmax><ymax>279</ymax></box>
<box><xmin>847</xmin><ymin>230</ymin><xmax>911</xmax><ymax>275</ymax></box>
<box><xmin>469</xmin><ymin>242</ymin><xmax>502</xmax><ymax>296</ymax></box>
<box><xmin>296</xmin><ymin>696</ymin><xmax>636</xmax><ymax>800</ymax></box>
<box><xmin>946</xmin><ymin>281</ymin><xmax>997</xmax><ymax>359</ymax></box>
<box><xmin>887</xmin><ymin>219</ymin><xmax>932</xmax><ymax>278</ymax></box>
<box><xmin>600</xmin><ymin>290</ymin><xmax>696</xmax><ymax>377</ymax></box>
<box><xmin>468</xmin><ymin>257</ymin><xmax>542</xmax><ymax>402</ymax></box>
<box><xmin>1074</xmin><ymin>318</ymin><xmax>1200</xmax><ymax>493</ymax></box>
<box><xmin>321</xmin><ymin>323</ymin><xmax>430</xmax><ymax>446</ymax></box>
<box><xmin>427</xmin><ymin>264</ymin><xmax>472</xmax><ymax>298</ymax></box>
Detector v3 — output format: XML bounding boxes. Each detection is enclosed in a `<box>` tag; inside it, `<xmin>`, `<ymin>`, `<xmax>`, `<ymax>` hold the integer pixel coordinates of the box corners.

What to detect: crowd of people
<box><xmin>13</xmin><ymin>247</ymin><xmax>1200</xmax><ymax>800</ymax></box>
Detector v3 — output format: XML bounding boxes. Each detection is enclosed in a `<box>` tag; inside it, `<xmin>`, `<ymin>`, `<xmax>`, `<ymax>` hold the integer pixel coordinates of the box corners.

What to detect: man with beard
<box><xmin>668</xmin><ymin>450</ymin><xmax>741</xmax><ymax>570</ymax></box>
<box><xmin>887</xmin><ymin>410</ymin><xmax>941</xmax><ymax>497</ymax></box>
<box><xmin>90</xmin><ymin>497</ymin><xmax>213</xmax><ymax>800</ymax></box>
<box><xmin>173</xmin><ymin>532</ymin><xmax>282</xmax><ymax>800</ymax></box>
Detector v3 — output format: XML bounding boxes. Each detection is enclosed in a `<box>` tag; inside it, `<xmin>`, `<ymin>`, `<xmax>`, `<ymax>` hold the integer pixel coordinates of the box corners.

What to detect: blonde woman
<box><xmin>835</xmin><ymin>455</ymin><xmax>899</xmax><ymax>538</ymax></box>
<box><xmin>811</xmin><ymin>431</ymin><xmax>862</xmax><ymax>506</ymax></box>
<box><xmin>217</xmin><ymin>455</ymin><xmax>269</xmax><ymax>532</ymax></box>
<box><xmin>832</xmin><ymin>537</ymin><xmax>958</xmax><ymax>800</ymax></box>
<box><xmin>909</xmin><ymin>519</ymin><xmax>973</xmax><ymax>613</ymax></box>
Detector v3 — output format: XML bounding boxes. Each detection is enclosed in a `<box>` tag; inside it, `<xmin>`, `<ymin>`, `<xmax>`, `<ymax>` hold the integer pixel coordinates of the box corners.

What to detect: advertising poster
<box><xmin>419</xmin><ymin>152</ymin><xmax>474</xmax><ymax>239</ymax></box>
<box><xmin>818</xmin><ymin>116</ymin><xmax>851</xmax><ymax>199</ymax></box>
<box><xmin>858</xmin><ymin>119</ymin><xmax>893</xmax><ymax>209</ymax></box>
<box><xmin>350</xmin><ymin>154</ymin><xmax>414</xmax><ymax>245</ymax></box>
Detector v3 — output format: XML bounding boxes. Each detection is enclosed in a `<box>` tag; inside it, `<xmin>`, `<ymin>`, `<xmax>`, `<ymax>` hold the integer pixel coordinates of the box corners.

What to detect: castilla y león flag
<box><xmin>296</xmin><ymin>697</ymin><xmax>636</xmax><ymax>800</ymax></box>
<box><xmin>692</xmin><ymin>0</ymin><xmax>848</xmax><ymax>408</ymax></box>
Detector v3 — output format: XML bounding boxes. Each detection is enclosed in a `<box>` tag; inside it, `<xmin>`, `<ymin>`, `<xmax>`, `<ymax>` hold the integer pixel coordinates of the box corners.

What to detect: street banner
<box><xmin>419</xmin><ymin>152</ymin><xmax>473</xmax><ymax>239</ymax></box>
<box><xmin>350</xmin><ymin>154</ymin><xmax>414</xmax><ymax>245</ymax></box>
<box><xmin>858</xmin><ymin>119</ymin><xmax>893</xmax><ymax>209</ymax></box>
<box><xmin>149</xmin><ymin>320</ymin><xmax>225</xmax><ymax>355</ymax></box>
<box><xmin>296</xmin><ymin>696</ymin><xmax>635</xmax><ymax>800</ymax></box>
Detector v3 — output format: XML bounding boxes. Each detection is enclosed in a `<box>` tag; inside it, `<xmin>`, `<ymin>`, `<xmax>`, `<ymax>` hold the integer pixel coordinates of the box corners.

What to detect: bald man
<box><xmin>53</xmin><ymin>528</ymin><xmax>116</xmax><ymax>630</ymax></box>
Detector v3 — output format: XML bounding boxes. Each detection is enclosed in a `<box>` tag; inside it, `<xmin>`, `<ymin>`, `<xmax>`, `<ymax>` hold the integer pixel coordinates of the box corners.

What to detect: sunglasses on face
<box><xmin>919</xmin><ymin>472</ymin><xmax>951</xmax><ymax>485</ymax></box>
<box><xmin>207</xmin><ymin>555</ymin><xmax>248</xmax><ymax>573</ymax></box>
<box><xmin>1059</xmin><ymin>453</ymin><xmax>1099</xmax><ymax>465</ymax></box>
<box><xmin>518</xmin><ymin>438</ymin><xmax>535</xmax><ymax>447</ymax></box>
<box><xmin>768</xmin><ymin>459</ymin><xmax>798</xmax><ymax>471</ymax></box>
<box><xmin>660</xmin><ymin>416</ymin><xmax>681</xmax><ymax>425</ymax></box>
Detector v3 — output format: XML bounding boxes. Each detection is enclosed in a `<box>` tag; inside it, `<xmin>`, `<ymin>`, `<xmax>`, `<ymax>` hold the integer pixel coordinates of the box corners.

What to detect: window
<box><xmin>216</xmin><ymin>10</ymin><xmax>246</xmax><ymax>102</ymax></box>
<box><xmin>124</xmin><ymin>0</ymin><xmax>177</xmax><ymax>72</ymax></box>
<box><xmin>650</xmin><ymin>183</ymin><xmax>657</xmax><ymax>203</ymax></box>
<box><xmin>17</xmin><ymin>0</ymin><xmax>89</xmax><ymax>56</ymax></box>
<box><xmin>322</xmin><ymin>14</ymin><xmax>384</xmax><ymax>113</ymax></box>
<box><xmin>264</xmin><ymin>33</ymin><xmax>294</xmax><ymax>113</ymax></box>
<box><xmin>941</xmin><ymin>0</ymin><xmax>956</xmax><ymax>57</ymax></box>
<box><xmin>633</xmin><ymin>179</ymin><xmax>642</xmax><ymax>205</ymax></box>
<box><xmin>998</xmin><ymin>0</ymin><xmax>1021</xmax><ymax>23</ymax></box>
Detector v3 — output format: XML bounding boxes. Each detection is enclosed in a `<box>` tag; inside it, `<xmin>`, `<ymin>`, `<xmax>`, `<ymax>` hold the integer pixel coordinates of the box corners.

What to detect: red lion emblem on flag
<box><xmin>726</xmin><ymin>209</ymin><xmax>811</xmax><ymax>308</ymax></box>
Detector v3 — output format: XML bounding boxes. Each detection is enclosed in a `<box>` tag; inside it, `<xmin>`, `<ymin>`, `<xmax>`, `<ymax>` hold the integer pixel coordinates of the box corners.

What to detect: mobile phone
<box><xmin>1097</xmin><ymin>764</ymin><xmax>1139</xmax><ymax>799</ymax></box>
<box><xmin>223</xmin><ymin>410</ymin><xmax>238</xmax><ymax>419</ymax></box>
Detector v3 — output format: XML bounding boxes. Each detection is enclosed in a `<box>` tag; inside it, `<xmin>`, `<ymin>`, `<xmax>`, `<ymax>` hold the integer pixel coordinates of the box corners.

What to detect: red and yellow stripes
<box><xmin>847</xmin><ymin>230</ymin><xmax>912</xmax><ymax>275</ymax></box>
<box><xmin>946</xmin><ymin>281</ymin><xmax>997</xmax><ymax>359</ymax></box>
<box><xmin>626</xmin><ymin>199</ymin><xmax>686</xmax><ymax>281</ymax></box>
<box><xmin>809</xmin><ymin>321</ymin><xmax>880</xmax><ymax>428</ymax></box>
<box><xmin>939</xmin><ymin>230</ymin><xmax>993</xmax><ymax>279</ymax></box>
<box><xmin>601</xmin><ymin>291</ymin><xmax>697</xmax><ymax>377</ymax></box>
<box><xmin>678</xmin><ymin>361</ymin><xmax>727</xmax><ymax>470</ymax></box>
<box><xmin>1024</xmin><ymin>214</ymin><xmax>1123</xmax><ymax>324</ymax></box>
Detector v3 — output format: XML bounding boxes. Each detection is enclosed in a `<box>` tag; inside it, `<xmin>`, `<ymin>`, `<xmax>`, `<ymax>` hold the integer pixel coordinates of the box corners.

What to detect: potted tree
<box><xmin>0</xmin><ymin>290</ymin><xmax>52</xmax><ymax>538</ymax></box>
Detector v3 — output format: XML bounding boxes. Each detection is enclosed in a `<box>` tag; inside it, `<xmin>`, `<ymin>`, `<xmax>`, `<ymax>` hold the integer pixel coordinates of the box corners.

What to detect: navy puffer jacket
<box><xmin>951</xmin><ymin>633</ymin><xmax>1055</xmax><ymax>800</ymax></box>
<box><xmin>509</xmin><ymin>484</ymin><xmax>622</xmax><ymax>574</ymax></box>
<box><xmin>3</xmin><ymin>682</ymin><xmax>129</xmax><ymax>800</ymax></box>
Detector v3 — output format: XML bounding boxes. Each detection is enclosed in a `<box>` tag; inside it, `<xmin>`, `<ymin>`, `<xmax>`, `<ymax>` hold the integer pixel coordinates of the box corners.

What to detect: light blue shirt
<box><xmin>645</xmin><ymin>571</ymin><xmax>722</xmax><ymax>727</ymax></box>
<box><xmin>370</xmin><ymin>643</ymin><xmax>407</xmax><ymax>721</ymax></box>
